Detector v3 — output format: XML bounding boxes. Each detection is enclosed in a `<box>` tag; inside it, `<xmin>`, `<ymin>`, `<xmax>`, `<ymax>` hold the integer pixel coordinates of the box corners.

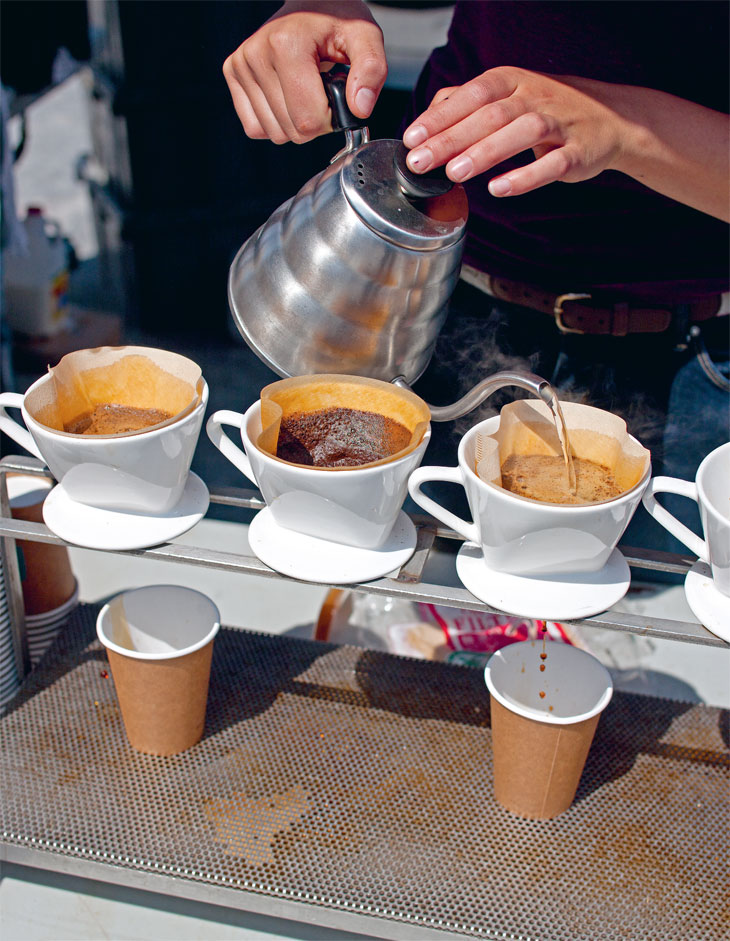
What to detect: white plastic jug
<box><xmin>3</xmin><ymin>207</ymin><xmax>69</xmax><ymax>336</ymax></box>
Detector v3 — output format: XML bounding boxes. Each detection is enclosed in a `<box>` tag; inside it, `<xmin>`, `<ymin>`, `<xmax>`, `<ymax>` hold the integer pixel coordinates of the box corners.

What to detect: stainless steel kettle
<box><xmin>228</xmin><ymin>66</ymin><xmax>468</xmax><ymax>386</ymax></box>
<box><xmin>228</xmin><ymin>67</ymin><xmax>563</xmax><ymax>420</ymax></box>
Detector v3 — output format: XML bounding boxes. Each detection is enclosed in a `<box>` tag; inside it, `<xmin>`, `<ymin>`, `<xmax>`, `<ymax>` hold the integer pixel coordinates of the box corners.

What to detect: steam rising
<box><xmin>420</xmin><ymin>304</ymin><xmax>665</xmax><ymax>461</ymax></box>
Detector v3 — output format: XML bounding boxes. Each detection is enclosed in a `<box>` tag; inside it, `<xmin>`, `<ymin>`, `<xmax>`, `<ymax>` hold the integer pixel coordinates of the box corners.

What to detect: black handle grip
<box><xmin>322</xmin><ymin>64</ymin><xmax>369</xmax><ymax>133</ymax></box>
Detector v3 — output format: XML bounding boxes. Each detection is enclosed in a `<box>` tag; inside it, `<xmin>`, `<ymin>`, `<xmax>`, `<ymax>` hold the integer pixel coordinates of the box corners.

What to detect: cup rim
<box><xmin>21</xmin><ymin>374</ymin><xmax>209</xmax><ymax>442</ymax></box>
<box><xmin>241</xmin><ymin>399</ymin><xmax>431</xmax><ymax>475</ymax></box>
<box><xmin>458</xmin><ymin>413</ymin><xmax>650</xmax><ymax>510</ymax></box>
<box><xmin>96</xmin><ymin>584</ymin><xmax>220</xmax><ymax>660</ymax></box>
<box><xmin>696</xmin><ymin>441</ymin><xmax>730</xmax><ymax>528</ymax></box>
<box><xmin>484</xmin><ymin>642</ymin><xmax>613</xmax><ymax>726</ymax></box>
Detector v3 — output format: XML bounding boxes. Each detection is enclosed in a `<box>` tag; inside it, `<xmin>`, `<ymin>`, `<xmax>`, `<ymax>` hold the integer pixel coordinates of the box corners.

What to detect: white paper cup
<box><xmin>484</xmin><ymin>641</ymin><xmax>613</xmax><ymax>819</ymax></box>
<box><xmin>96</xmin><ymin>585</ymin><xmax>220</xmax><ymax>756</ymax></box>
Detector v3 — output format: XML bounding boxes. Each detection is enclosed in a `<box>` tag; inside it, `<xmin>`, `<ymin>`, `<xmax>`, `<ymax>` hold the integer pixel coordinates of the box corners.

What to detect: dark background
<box><xmin>2</xmin><ymin>0</ymin><xmax>420</xmax><ymax>338</ymax></box>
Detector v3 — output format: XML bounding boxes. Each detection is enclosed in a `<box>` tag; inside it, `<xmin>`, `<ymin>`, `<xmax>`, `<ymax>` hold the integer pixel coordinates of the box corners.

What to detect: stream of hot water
<box><xmin>547</xmin><ymin>393</ymin><xmax>577</xmax><ymax>495</ymax></box>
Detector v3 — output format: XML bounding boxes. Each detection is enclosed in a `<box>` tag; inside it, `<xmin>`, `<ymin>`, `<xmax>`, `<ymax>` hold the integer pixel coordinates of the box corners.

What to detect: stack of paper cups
<box><xmin>0</xmin><ymin>562</ymin><xmax>19</xmax><ymax>712</ymax></box>
<box><xmin>8</xmin><ymin>475</ymin><xmax>78</xmax><ymax>665</ymax></box>
<box><xmin>484</xmin><ymin>641</ymin><xmax>613</xmax><ymax>820</ymax></box>
<box><xmin>25</xmin><ymin>583</ymin><xmax>80</xmax><ymax>665</ymax></box>
<box><xmin>96</xmin><ymin>585</ymin><xmax>220</xmax><ymax>756</ymax></box>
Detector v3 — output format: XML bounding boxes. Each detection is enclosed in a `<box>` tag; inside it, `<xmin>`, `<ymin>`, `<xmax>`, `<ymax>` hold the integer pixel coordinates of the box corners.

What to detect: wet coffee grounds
<box><xmin>276</xmin><ymin>407</ymin><xmax>412</xmax><ymax>467</ymax></box>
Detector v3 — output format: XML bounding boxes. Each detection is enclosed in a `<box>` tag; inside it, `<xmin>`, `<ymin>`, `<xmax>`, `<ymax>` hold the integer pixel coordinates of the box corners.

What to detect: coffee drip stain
<box><xmin>204</xmin><ymin>784</ymin><xmax>312</xmax><ymax>866</ymax></box>
<box><xmin>539</xmin><ymin>635</ymin><xmax>548</xmax><ymax>673</ymax></box>
<box><xmin>539</xmin><ymin>622</ymin><xmax>548</xmax><ymax>697</ymax></box>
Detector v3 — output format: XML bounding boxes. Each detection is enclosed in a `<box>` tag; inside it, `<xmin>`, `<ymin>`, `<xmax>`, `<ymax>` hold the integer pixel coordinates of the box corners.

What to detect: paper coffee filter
<box><xmin>257</xmin><ymin>374</ymin><xmax>430</xmax><ymax>469</ymax></box>
<box><xmin>27</xmin><ymin>346</ymin><xmax>202</xmax><ymax>436</ymax></box>
<box><xmin>475</xmin><ymin>399</ymin><xmax>650</xmax><ymax>496</ymax></box>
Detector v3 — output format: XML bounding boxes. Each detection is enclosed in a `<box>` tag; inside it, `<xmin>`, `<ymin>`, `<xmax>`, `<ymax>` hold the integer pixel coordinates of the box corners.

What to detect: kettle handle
<box><xmin>322</xmin><ymin>64</ymin><xmax>370</xmax><ymax>134</ymax></box>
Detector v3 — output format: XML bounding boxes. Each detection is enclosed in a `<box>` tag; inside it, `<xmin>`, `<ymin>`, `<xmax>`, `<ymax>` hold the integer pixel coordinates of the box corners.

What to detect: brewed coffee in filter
<box><xmin>26</xmin><ymin>347</ymin><xmax>202</xmax><ymax>438</ymax></box>
<box><xmin>257</xmin><ymin>375</ymin><xmax>430</xmax><ymax>469</ymax></box>
<box><xmin>475</xmin><ymin>400</ymin><xmax>650</xmax><ymax>506</ymax></box>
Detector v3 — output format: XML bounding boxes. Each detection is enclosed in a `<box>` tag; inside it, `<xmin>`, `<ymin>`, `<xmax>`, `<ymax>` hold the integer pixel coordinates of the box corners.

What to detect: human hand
<box><xmin>402</xmin><ymin>67</ymin><xmax>633</xmax><ymax>197</ymax></box>
<box><xmin>223</xmin><ymin>0</ymin><xmax>387</xmax><ymax>144</ymax></box>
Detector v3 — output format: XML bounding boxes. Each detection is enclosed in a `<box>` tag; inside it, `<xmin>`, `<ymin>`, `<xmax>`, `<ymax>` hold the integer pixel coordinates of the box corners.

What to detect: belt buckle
<box><xmin>553</xmin><ymin>293</ymin><xmax>591</xmax><ymax>334</ymax></box>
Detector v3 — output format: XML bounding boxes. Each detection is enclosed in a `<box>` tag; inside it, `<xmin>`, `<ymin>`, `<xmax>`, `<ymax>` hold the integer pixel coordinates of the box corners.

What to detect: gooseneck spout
<box><xmin>392</xmin><ymin>370</ymin><xmax>556</xmax><ymax>422</ymax></box>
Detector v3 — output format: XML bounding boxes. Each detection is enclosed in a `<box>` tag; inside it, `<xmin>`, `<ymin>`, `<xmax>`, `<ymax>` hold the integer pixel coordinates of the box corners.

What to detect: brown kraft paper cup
<box><xmin>489</xmin><ymin>696</ymin><xmax>600</xmax><ymax>820</ymax></box>
<box><xmin>484</xmin><ymin>641</ymin><xmax>613</xmax><ymax>821</ymax></box>
<box><xmin>106</xmin><ymin>642</ymin><xmax>214</xmax><ymax>756</ymax></box>
<box><xmin>8</xmin><ymin>475</ymin><xmax>76</xmax><ymax>614</ymax></box>
<box><xmin>96</xmin><ymin>585</ymin><xmax>220</xmax><ymax>757</ymax></box>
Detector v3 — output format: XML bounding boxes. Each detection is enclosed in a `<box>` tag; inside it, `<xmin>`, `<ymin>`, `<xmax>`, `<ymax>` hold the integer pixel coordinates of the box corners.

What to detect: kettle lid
<box><xmin>339</xmin><ymin>138</ymin><xmax>468</xmax><ymax>251</ymax></box>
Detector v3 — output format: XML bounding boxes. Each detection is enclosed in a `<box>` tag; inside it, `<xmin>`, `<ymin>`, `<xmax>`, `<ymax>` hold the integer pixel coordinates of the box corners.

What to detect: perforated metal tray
<box><xmin>2</xmin><ymin>605</ymin><xmax>728</xmax><ymax>941</ymax></box>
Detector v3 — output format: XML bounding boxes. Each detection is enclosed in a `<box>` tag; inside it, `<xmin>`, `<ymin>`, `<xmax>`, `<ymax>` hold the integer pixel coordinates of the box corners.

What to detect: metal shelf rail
<box><xmin>0</xmin><ymin>453</ymin><xmax>725</xmax><ymax>684</ymax></box>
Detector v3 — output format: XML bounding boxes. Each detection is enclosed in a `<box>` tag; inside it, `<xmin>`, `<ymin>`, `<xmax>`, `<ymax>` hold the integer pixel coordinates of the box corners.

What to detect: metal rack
<box><xmin>0</xmin><ymin>453</ymin><xmax>725</xmax><ymax>683</ymax></box>
<box><xmin>1</xmin><ymin>453</ymin><xmax>728</xmax><ymax>941</ymax></box>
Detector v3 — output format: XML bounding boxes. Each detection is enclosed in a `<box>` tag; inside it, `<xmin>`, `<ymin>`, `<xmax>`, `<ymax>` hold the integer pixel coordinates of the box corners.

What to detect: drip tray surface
<box><xmin>1</xmin><ymin>605</ymin><xmax>728</xmax><ymax>940</ymax></box>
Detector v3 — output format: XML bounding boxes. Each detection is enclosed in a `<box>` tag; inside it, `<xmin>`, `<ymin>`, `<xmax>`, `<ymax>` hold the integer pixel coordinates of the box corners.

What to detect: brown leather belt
<box><xmin>461</xmin><ymin>265</ymin><xmax>724</xmax><ymax>337</ymax></box>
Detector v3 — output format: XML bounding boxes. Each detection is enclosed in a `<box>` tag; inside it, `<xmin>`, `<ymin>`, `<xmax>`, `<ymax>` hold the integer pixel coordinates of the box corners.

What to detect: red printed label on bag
<box><xmin>417</xmin><ymin>603</ymin><xmax>573</xmax><ymax>655</ymax></box>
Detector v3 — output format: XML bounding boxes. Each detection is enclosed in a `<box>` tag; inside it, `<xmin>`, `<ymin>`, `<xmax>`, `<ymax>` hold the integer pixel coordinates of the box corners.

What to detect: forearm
<box><xmin>596</xmin><ymin>81</ymin><xmax>730</xmax><ymax>221</ymax></box>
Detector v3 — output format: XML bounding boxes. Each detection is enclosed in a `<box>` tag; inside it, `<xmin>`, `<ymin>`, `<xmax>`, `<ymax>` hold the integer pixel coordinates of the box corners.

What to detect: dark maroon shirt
<box><xmin>408</xmin><ymin>1</ymin><xmax>729</xmax><ymax>301</ymax></box>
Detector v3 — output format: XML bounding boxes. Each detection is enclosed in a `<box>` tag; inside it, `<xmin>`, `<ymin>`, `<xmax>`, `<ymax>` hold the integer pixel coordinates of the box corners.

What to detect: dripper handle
<box><xmin>322</xmin><ymin>64</ymin><xmax>369</xmax><ymax>133</ymax></box>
